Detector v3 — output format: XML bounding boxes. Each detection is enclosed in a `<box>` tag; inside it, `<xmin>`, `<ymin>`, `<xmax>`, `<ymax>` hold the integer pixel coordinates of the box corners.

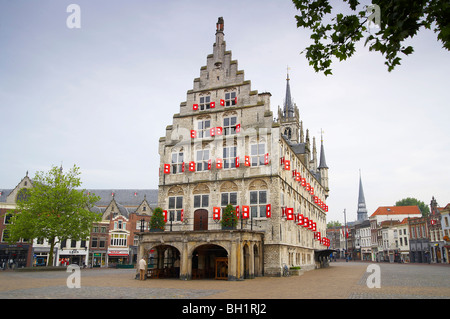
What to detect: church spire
<box><xmin>283</xmin><ymin>67</ymin><xmax>294</xmax><ymax>118</ymax></box>
<box><xmin>318</xmin><ymin>130</ymin><xmax>328</xmax><ymax>169</ymax></box>
<box><xmin>357</xmin><ymin>170</ymin><xmax>368</xmax><ymax>221</ymax></box>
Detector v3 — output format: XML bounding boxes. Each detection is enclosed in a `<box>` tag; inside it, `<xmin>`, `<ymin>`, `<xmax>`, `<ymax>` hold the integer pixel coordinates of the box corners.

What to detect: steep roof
<box><xmin>370</xmin><ymin>206</ymin><xmax>422</xmax><ymax>217</ymax></box>
<box><xmin>85</xmin><ymin>189</ymin><xmax>158</xmax><ymax>207</ymax></box>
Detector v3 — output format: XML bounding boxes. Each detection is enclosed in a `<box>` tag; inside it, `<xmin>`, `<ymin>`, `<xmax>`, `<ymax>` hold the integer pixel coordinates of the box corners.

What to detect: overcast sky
<box><xmin>1</xmin><ymin>1</ymin><xmax>448</xmax><ymax>224</ymax></box>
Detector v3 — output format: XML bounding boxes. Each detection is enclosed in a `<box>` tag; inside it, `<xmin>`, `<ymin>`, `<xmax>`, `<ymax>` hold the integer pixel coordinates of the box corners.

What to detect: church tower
<box><xmin>277</xmin><ymin>71</ymin><xmax>300</xmax><ymax>143</ymax></box>
<box><xmin>318</xmin><ymin>134</ymin><xmax>329</xmax><ymax>197</ymax></box>
<box><xmin>357</xmin><ymin>172</ymin><xmax>368</xmax><ymax>221</ymax></box>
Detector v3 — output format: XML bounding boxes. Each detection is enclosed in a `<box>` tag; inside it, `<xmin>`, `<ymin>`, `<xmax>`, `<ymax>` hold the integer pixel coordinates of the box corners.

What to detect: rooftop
<box><xmin>370</xmin><ymin>206</ymin><xmax>422</xmax><ymax>217</ymax></box>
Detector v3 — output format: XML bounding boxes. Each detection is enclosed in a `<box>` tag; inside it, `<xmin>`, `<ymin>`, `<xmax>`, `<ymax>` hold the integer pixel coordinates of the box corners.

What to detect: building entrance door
<box><xmin>194</xmin><ymin>209</ymin><xmax>208</xmax><ymax>231</ymax></box>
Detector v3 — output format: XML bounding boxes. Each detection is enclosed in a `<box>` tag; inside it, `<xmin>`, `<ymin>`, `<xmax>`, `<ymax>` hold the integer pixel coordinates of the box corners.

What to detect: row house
<box><xmin>329</xmin><ymin>199</ymin><xmax>450</xmax><ymax>264</ymax></box>
<box><xmin>0</xmin><ymin>173</ymin><xmax>158</xmax><ymax>268</ymax></box>
<box><xmin>369</xmin><ymin>206</ymin><xmax>422</xmax><ymax>262</ymax></box>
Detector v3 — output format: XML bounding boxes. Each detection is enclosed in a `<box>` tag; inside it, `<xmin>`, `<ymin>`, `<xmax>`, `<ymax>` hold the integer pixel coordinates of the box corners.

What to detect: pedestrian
<box><xmin>139</xmin><ymin>257</ymin><xmax>147</xmax><ymax>281</ymax></box>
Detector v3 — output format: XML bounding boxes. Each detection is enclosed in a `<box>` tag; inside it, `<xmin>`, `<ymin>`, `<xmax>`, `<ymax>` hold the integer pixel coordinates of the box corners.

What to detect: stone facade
<box><xmin>143</xmin><ymin>17</ymin><xmax>331</xmax><ymax>279</ymax></box>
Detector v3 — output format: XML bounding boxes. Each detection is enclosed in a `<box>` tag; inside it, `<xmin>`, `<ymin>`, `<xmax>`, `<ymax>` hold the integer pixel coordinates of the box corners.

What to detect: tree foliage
<box><xmin>327</xmin><ymin>220</ymin><xmax>343</xmax><ymax>228</ymax></box>
<box><xmin>395</xmin><ymin>197</ymin><xmax>430</xmax><ymax>217</ymax></box>
<box><xmin>7</xmin><ymin>165</ymin><xmax>101</xmax><ymax>266</ymax></box>
<box><xmin>292</xmin><ymin>0</ymin><xmax>450</xmax><ymax>75</ymax></box>
<box><xmin>150</xmin><ymin>207</ymin><xmax>166</xmax><ymax>230</ymax></box>
<box><xmin>220</xmin><ymin>204</ymin><xmax>238</xmax><ymax>228</ymax></box>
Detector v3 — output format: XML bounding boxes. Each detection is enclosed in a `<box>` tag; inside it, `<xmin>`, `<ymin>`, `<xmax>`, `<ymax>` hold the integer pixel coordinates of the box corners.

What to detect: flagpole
<box><xmin>344</xmin><ymin>209</ymin><xmax>348</xmax><ymax>262</ymax></box>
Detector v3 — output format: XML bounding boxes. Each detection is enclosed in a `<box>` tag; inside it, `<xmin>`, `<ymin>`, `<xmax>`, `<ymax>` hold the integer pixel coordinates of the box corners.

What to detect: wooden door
<box><xmin>194</xmin><ymin>209</ymin><xmax>208</xmax><ymax>231</ymax></box>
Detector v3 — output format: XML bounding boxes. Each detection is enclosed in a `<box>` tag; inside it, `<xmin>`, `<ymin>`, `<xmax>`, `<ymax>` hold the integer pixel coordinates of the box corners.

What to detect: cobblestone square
<box><xmin>0</xmin><ymin>261</ymin><xmax>448</xmax><ymax>299</ymax></box>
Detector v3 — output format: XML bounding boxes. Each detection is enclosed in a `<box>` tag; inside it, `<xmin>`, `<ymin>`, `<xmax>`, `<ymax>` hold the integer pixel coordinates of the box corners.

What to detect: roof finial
<box><xmin>216</xmin><ymin>17</ymin><xmax>224</xmax><ymax>33</ymax></box>
<box><xmin>286</xmin><ymin>65</ymin><xmax>290</xmax><ymax>80</ymax></box>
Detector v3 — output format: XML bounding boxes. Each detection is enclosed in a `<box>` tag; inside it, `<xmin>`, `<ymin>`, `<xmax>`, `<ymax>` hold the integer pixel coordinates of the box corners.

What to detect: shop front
<box><xmin>57</xmin><ymin>248</ymin><xmax>88</xmax><ymax>267</ymax></box>
<box><xmin>0</xmin><ymin>243</ymin><xmax>32</xmax><ymax>269</ymax></box>
<box><xmin>107</xmin><ymin>248</ymin><xmax>129</xmax><ymax>267</ymax></box>
<box><xmin>91</xmin><ymin>251</ymin><xmax>106</xmax><ymax>267</ymax></box>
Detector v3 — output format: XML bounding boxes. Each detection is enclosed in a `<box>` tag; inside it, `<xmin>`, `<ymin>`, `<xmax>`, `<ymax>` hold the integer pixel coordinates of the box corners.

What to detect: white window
<box><xmin>110</xmin><ymin>234</ymin><xmax>127</xmax><ymax>247</ymax></box>
<box><xmin>197</xmin><ymin>120</ymin><xmax>211</xmax><ymax>138</ymax></box>
<box><xmin>251</xmin><ymin>143</ymin><xmax>266</xmax><ymax>166</ymax></box>
<box><xmin>223</xmin><ymin>146</ymin><xmax>237</xmax><ymax>169</ymax></box>
<box><xmin>225</xmin><ymin>91</ymin><xmax>236</xmax><ymax>106</ymax></box>
<box><xmin>199</xmin><ymin>95</ymin><xmax>211</xmax><ymax>110</ymax></box>
<box><xmin>250</xmin><ymin>190</ymin><xmax>267</xmax><ymax>218</ymax></box>
<box><xmin>171</xmin><ymin>152</ymin><xmax>184</xmax><ymax>174</ymax></box>
<box><xmin>194</xmin><ymin>195</ymin><xmax>209</xmax><ymax>208</ymax></box>
<box><xmin>196</xmin><ymin>149</ymin><xmax>210</xmax><ymax>171</ymax></box>
<box><xmin>221</xmin><ymin>192</ymin><xmax>237</xmax><ymax>207</ymax></box>
<box><xmin>168</xmin><ymin>196</ymin><xmax>183</xmax><ymax>221</ymax></box>
<box><xmin>223</xmin><ymin>116</ymin><xmax>238</xmax><ymax>135</ymax></box>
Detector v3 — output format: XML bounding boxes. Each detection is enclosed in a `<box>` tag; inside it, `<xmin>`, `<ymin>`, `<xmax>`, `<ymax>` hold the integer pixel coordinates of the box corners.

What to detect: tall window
<box><xmin>250</xmin><ymin>190</ymin><xmax>267</xmax><ymax>218</ymax></box>
<box><xmin>199</xmin><ymin>95</ymin><xmax>211</xmax><ymax>110</ymax></box>
<box><xmin>197</xmin><ymin>120</ymin><xmax>211</xmax><ymax>138</ymax></box>
<box><xmin>221</xmin><ymin>192</ymin><xmax>237</xmax><ymax>214</ymax></box>
<box><xmin>171</xmin><ymin>152</ymin><xmax>184</xmax><ymax>174</ymax></box>
<box><xmin>194</xmin><ymin>194</ymin><xmax>209</xmax><ymax>208</ymax></box>
<box><xmin>196</xmin><ymin>149</ymin><xmax>210</xmax><ymax>171</ymax></box>
<box><xmin>110</xmin><ymin>234</ymin><xmax>127</xmax><ymax>247</ymax></box>
<box><xmin>251</xmin><ymin>143</ymin><xmax>266</xmax><ymax>166</ymax></box>
<box><xmin>223</xmin><ymin>116</ymin><xmax>238</xmax><ymax>135</ymax></box>
<box><xmin>168</xmin><ymin>196</ymin><xmax>183</xmax><ymax>221</ymax></box>
<box><xmin>223</xmin><ymin>146</ymin><xmax>237</xmax><ymax>169</ymax></box>
<box><xmin>225</xmin><ymin>91</ymin><xmax>236</xmax><ymax>106</ymax></box>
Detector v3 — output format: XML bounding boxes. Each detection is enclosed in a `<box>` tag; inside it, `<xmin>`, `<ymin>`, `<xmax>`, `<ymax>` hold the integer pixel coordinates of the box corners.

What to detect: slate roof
<box><xmin>1</xmin><ymin>188</ymin><xmax>159</xmax><ymax>210</ymax></box>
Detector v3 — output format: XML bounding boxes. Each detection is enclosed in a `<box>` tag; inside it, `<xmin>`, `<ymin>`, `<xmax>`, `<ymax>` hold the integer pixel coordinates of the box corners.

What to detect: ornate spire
<box><xmin>283</xmin><ymin>66</ymin><xmax>294</xmax><ymax>118</ymax></box>
<box><xmin>357</xmin><ymin>170</ymin><xmax>368</xmax><ymax>221</ymax></box>
<box><xmin>318</xmin><ymin>131</ymin><xmax>328</xmax><ymax>169</ymax></box>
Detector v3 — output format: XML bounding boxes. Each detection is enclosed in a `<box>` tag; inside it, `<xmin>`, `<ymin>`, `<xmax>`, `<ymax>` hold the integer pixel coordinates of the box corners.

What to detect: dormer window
<box><xmin>199</xmin><ymin>95</ymin><xmax>211</xmax><ymax>110</ymax></box>
<box><xmin>225</xmin><ymin>91</ymin><xmax>236</xmax><ymax>106</ymax></box>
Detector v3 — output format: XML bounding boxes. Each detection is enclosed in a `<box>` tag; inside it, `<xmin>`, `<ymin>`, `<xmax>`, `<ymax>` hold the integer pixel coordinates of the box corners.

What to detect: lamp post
<box><xmin>344</xmin><ymin>209</ymin><xmax>348</xmax><ymax>262</ymax></box>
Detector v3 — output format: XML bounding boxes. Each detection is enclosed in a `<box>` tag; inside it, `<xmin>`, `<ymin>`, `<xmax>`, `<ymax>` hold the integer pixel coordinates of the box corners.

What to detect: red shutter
<box><xmin>213</xmin><ymin>207</ymin><xmax>221</xmax><ymax>220</ymax></box>
<box><xmin>220</xmin><ymin>99</ymin><xmax>225</xmax><ymax>106</ymax></box>
<box><xmin>189</xmin><ymin>161</ymin><xmax>196</xmax><ymax>172</ymax></box>
<box><xmin>297</xmin><ymin>214</ymin><xmax>304</xmax><ymax>226</ymax></box>
<box><xmin>236</xmin><ymin>124</ymin><xmax>241</xmax><ymax>133</ymax></box>
<box><xmin>284</xmin><ymin>160</ymin><xmax>291</xmax><ymax>171</ymax></box>
<box><xmin>216</xmin><ymin>127</ymin><xmax>223</xmax><ymax>135</ymax></box>
<box><xmin>207</xmin><ymin>159</ymin><xmax>212</xmax><ymax>170</ymax></box>
<box><xmin>266</xmin><ymin>204</ymin><xmax>271</xmax><ymax>218</ymax></box>
<box><xmin>235</xmin><ymin>157</ymin><xmax>240</xmax><ymax>168</ymax></box>
<box><xmin>216</xmin><ymin>158</ymin><xmax>223</xmax><ymax>169</ymax></box>
<box><xmin>245</xmin><ymin>156</ymin><xmax>250</xmax><ymax>167</ymax></box>
<box><xmin>303</xmin><ymin>217</ymin><xmax>309</xmax><ymax>228</ymax></box>
<box><xmin>190</xmin><ymin>130</ymin><xmax>197</xmax><ymax>139</ymax></box>
<box><xmin>236</xmin><ymin>206</ymin><xmax>240</xmax><ymax>219</ymax></box>
<box><xmin>264</xmin><ymin>153</ymin><xmax>269</xmax><ymax>165</ymax></box>
<box><xmin>210</xmin><ymin>101</ymin><xmax>215</xmax><ymax>108</ymax></box>
<box><xmin>193</xmin><ymin>104</ymin><xmax>198</xmax><ymax>111</ymax></box>
<box><xmin>164</xmin><ymin>164</ymin><xmax>170</xmax><ymax>174</ymax></box>
<box><xmin>286</xmin><ymin>208</ymin><xmax>294</xmax><ymax>220</ymax></box>
<box><xmin>242</xmin><ymin>206</ymin><xmax>249</xmax><ymax>219</ymax></box>
<box><xmin>163</xmin><ymin>210</ymin><xmax>168</xmax><ymax>223</ymax></box>
<box><xmin>210</xmin><ymin>127</ymin><xmax>215</xmax><ymax>137</ymax></box>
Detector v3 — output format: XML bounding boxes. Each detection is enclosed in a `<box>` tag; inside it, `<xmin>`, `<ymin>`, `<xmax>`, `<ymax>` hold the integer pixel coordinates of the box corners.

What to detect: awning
<box><xmin>108</xmin><ymin>253</ymin><xmax>129</xmax><ymax>257</ymax></box>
